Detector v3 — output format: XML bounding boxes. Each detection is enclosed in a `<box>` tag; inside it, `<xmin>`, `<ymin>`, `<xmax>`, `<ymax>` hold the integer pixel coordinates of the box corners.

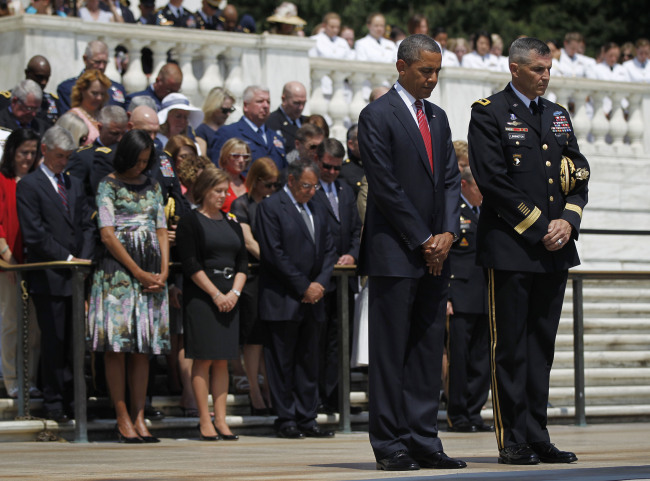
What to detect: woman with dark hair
<box><xmin>461</xmin><ymin>30</ymin><xmax>502</xmax><ymax>71</ymax></box>
<box><xmin>176</xmin><ymin>166</ymin><xmax>248</xmax><ymax>441</ymax></box>
<box><xmin>0</xmin><ymin>128</ymin><xmax>41</xmax><ymax>399</ymax></box>
<box><xmin>69</xmin><ymin>69</ymin><xmax>111</xmax><ymax>145</ymax></box>
<box><xmin>87</xmin><ymin>129</ymin><xmax>170</xmax><ymax>443</ymax></box>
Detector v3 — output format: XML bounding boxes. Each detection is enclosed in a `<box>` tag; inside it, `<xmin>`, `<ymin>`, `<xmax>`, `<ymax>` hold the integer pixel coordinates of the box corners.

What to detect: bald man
<box><xmin>266</xmin><ymin>81</ymin><xmax>308</xmax><ymax>154</ymax></box>
<box><xmin>0</xmin><ymin>56</ymin><xmax>59</xmax><ymax>126</ymax></box>
<box><xmin>126</xmin><ymin>63</ymin><xmax>183</xmax><ymax>111</ymax></box>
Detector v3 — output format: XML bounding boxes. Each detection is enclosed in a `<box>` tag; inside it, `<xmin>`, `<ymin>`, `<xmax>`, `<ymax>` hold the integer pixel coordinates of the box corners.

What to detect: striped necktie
<box><xmin>57</xmin><ymin>173</ymin><xmax>69</xmax><ymax>212</ymax></box>
<box><xmin>414</xmin><ymin>100</ymin><xmax>433</xmax><ymax>173</ymax></box>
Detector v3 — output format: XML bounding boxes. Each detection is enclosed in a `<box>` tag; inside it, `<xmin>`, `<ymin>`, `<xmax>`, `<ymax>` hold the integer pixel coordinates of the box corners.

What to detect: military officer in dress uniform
<box><xmin>194</xmin><ymin>0</ymin><xmax>219</xmax><ymax>29</ymax></box>
<box><xmin>338</xmin><ymin>124</ymin><xmax>364</xmax><ymax>197</ymax></box>
<box><xmin>445</xmin><ymin>165</ymin><xmax>492</xmax><ymax>434</ymax></box>
<box><xmin>468</xmin><ymin>37</ymin><xmax>589</xmax><ymax>466</ymax></box>
<box><xmin>155</xmin><ymin>0</ymin><xmax>196</xmax><ymax>28</ymax></box>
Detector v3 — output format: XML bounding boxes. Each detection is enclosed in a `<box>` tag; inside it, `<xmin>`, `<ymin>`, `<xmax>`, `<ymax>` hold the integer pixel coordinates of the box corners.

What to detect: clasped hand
<box><xmin>542</xmin><ymin>219</ymin><xmax>572</xmax><ymax>252</ymax></box>
<box><xmin>302</xmin><ymin>282</ymin><xmax>325</xmax><ymax>304</ymax></box>
<box><xmin>137</xmin><ymin>270</ymin><xmax>166</xmax><ymax>293</ymax></box>
<box><xmin>214</xmin><ymin>291</ymin><xmax>238</xmax><ymax>312</ymax></box>
<box><xmin>421</xmin><ymin>233</ymin><xmax>454</xmax><ymax>276</ymax></box>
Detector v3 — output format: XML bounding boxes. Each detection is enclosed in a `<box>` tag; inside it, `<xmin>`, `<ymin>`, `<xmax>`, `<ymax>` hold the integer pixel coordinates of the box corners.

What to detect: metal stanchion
<box><xmin>72</xmin><ymin>266</ymin><xmax>88</xmax><ymax>443</ymax></box>
<box><xmin>336</xmin><ymin>271</ymin><xmax>351</xmax><ymax>433</ymax></box>
<box><xmin>572</xmin><ymin>276</ymin><xmax>587</xmax><ymax>427</ymax></box>
<box><xmin>15</xmin><ymin>272</ymin><xmax>26</xmax><ymax>418</ymax></box>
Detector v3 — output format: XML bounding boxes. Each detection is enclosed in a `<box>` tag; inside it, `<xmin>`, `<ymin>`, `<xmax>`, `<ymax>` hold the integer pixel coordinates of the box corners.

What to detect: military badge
<box><xmin>560</xmin><ymin>155</ymin><xmax>590</xmax><ymax>195</ymax></box>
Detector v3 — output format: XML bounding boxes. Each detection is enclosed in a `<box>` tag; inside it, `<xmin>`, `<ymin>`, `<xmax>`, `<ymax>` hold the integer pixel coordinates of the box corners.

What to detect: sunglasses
<box><xmin>321</xmin><ymin>162</ymin><xmax>341</xmax><ymax>171</ymax></box>
<box><xmin>230</xmin><ymin>153</ymin><xmax>251</xmax><ymax>160</ymax></box>
<box><xmin>262</xmin><ymin>181</ymin><xmax>282</xmax><ymax>189</ymax></box>
<box><xmin>221</xmin><ymin>106</ymin><xmax>236</xmax><ymax>114</ymax></box>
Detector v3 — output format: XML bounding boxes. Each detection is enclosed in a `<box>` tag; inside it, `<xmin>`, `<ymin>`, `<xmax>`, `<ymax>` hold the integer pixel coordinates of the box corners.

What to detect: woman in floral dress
<box><xmin>87</xmin><ymin>129</ymin><xmax>170</xmax><ymax>443</ymax></box>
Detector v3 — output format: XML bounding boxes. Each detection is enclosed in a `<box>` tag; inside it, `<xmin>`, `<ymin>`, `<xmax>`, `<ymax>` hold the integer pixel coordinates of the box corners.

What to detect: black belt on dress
<box><xmin>207</xmin><ymin>267</ymin><xmax>234</xmax><ymax>279</ymax></box>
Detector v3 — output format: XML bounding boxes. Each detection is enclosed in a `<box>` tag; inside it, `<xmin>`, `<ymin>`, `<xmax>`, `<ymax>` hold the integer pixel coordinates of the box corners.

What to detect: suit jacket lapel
<box><xmin>388</xmin><ymin>90</ymin><xmax>435</xmax><ymax>183</ymax></box>
<box><xmin>315</xmin><ymin>187</ymin><xmax>339</xmax><ymax>223</ymax></box>
<box><xmin>36</xmin><ymin>169</ymin><xmax>72</xmax><ymax>224</ymax></box>
<box><xmin>280</xmin><ymin>190</ymin><xmax>314</xmax><ymax>243</ymax></box>
<box><xmin>64</xmin><ymin>174</ymin><xmax>76</xmax><ymax>223</ymax></box>
<box><xmin>238</xmin><ymin>119</ymin><xmax>266</xmax><ymax>149</ymax></box>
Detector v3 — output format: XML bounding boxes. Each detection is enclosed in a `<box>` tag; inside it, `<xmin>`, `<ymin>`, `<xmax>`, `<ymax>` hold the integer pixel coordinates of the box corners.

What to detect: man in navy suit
<box><xmin>311</xmin><ymin>138</ymin><xmax>361</xmax><ymax>413</ymax></box>
<box><xmin>16</xmin><ymin>126</ymin><xmax>95</xmax><ymax>422</ymax></box>
<box><xmin>255</xmin><ymin>159</ymin><xmax>337</xmax><ymax>439</ymax></box>
<box><xmin>357</xmin><ymin>34</ymin><xmax>464</xmax><ymax>471</ymax></box>
<box><xmin>210</xmin><ymin>85</ymin><xmax>287</xmax><ymax>172</ymax></box>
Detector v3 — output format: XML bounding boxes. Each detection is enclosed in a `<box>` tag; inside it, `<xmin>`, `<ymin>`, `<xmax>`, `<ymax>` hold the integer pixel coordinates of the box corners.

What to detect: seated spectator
<box><xmin>176</xmin><ymin>166</ymin><xmax>248</xmax><ymax>441</ymax></box>
<box><xmin>587</xmin><ymin>42</ymin><xmax>629</xmax><ymax>82</ymax></box>
<box><xmin>266</xmin><ymin>2</ymin><xmax>305</xmax><ymax>36</ymax></box>
<box><xmin>0</xmin><ymin>80</ymin><xmax>49</xmax><ymax>136</ymax></box>
<box><xmin>340</xmin><ymin>26</ymin><xmax>355</xmax><ymax>50</ymax></box>
<box><xmin>557</xmin><ymin>32</ymin><xmax>591</xmax><ymax>77</ymax></box>
<box><xmin>462</xmin><ymin>31</ymin><xmax>503</xmax><ymax>71</ymax></box>
<box><xmin>68</xmin><ymin>69</ymin><xmax>112</xmax><ymax>145</ymax></box>
<box><xmin>621</xmin><ymin>42</ymin><xmax>636</xmax><ymax>63</ymax></box>
<box><xmin>217</xmin><ymin>138</ymin><xmax>250</xmax><ymax>212</ymax></box>
<box><xmin>211</xmin><ymin>85</ymin><xmax>287</xmax><ymax>172</ymax></box>
<box><xmin>56</xmin><ymin>112</ymin><xmax>89</xmax><ymax>147</ymax></box>
<box><xmin>25</xmin><ymin>0</ymin><xmax>66</xmax><ymax>16</ymax></box>
<box><xmin>310</xmin><ymin>13</ymin><xmax>354</xmax><ymax>60</ymax></box>
<box><xmin>266</xmin><ymin>81</ymin><xmax>308</xmax><ymax>154</ymax></box>
<box><xmin>79</xmin><ymin>0</ymin><xmax>122</xmax><ymax>22</ymax></box>
<box><xmin>196</xmin><ymin>87</ymin><xmax>236</xmax><ymax>156</ymax></box>
<box><xmin>230</xmin><ymin>157</ymin><xmax>279</xmax><ymax>416</ymax></box>
<box><xmin>156</xmin><ymin>93</ymin><xmax>203</xmax><ymax>151</ymax></box>
<box><xmin>155</xmin><ymin>0</ymin><xmax>196</xmax><ymax>27</ymax></box>
<box><xmin>490</xmin><ymin>34</ymin><xmax>510</xmax><ymax>72</ymax></box>
<box><xmin>623</xmin><ymin>38</ymin><xmax>650</xmax><ymax>83</ymax></box>
<box><xmin>407</xmin><ymin>14</ymin><xmax>429</xmax><ymax>36</ymax></box>
<box><xmin>307</xmin><ymin>114</ymin><xmax>329</xmax><ymax>139</ymax></box>
<box><xmin>0</xmin><ymin>129</ymin><xmax>42</xmax><ymax>400</ymax></box>
<box><xmin>56</xmin><ymin>40</ymin><xmax>127</xmax><ymax>115</ymax></box>
<box><xmin>126</xmin><ymin>63</ymin><xmax>183</xmax><ymax>112</ymax></box>
<box><xmin>286</xmin><ymin>123</ymin><xmax>324</xmax><ymax>164</ymax></box>
<box><xmin>450</xmin><ymin>37</ymin><xmax>470</xmax><ymax>65</ymax></box>
<box><xmin>355</xmin><ymin>13</ymin><xmax>396</xmax><ymax>63</ymax></box>
<box><xmin>433</xmin><ymin>27</ymin><xmax>460</xmax><ymax>67</ymax></box>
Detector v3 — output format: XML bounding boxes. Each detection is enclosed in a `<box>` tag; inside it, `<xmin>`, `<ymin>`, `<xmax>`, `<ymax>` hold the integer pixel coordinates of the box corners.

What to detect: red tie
<box><xmin>415</xmin><ymin>100</ymin><xmax>433</xmax><ymax>173</ymax></box>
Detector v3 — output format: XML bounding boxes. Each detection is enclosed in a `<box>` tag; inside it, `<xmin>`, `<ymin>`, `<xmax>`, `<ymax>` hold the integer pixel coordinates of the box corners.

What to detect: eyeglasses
<box><xmin>16</xmin><ymin>99</ymin><xmax>39</xmax><ymax>113</ymax></box>
<box><xmin>221</xmin><ymin>106</ymin><xmax>236</xmax><ymax>114</ymax></box>
<box><xmin>230</xmin><ymin>153</ymin><xmax>251</xmax><ymax>160</ymax></box>
<box><xmin>321</xmin><ymin>162</ymin><xmax>341</xmax><ymax>171</ymax></box>
<box><xmin>301</xmin><ymin>182</ymin><xmax>321</xmax><ymax>191</ymax></box>
<box><xmin>261</xmin><ymin>181</ymin><xmax>282</xmax><ymax>189</ymax></box>
<box><xmin>307</xmin><ymin>144</ymin><xmax>321</xmax><ymax>151</ymax></box>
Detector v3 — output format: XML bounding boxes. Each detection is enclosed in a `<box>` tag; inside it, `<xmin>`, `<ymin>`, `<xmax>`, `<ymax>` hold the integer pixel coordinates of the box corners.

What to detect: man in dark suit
<box><xmin>56</xmin><ymin>40</ymin><xmax>127</xmax><ymax>115</ymax></box>
<box><xmin>211</xmin><ymin>85</ymin><xmax>287</xmax><ymax>172</ymax></box>
<box><xmin>265</xmin><ymin>81</ymin><xmax>308</xmax><ymax>154</ymax></box>
<box><xmin>255</xmin><ymin>159</ymin><xmax>338</xmax><ymax>439</ymax></box>
<box><xmin>0</xmin><ymin>80</ymin><xmax>49</xmax><ymax>136</ymax></box>
<box><xmin>125</xmin><ymin>63</ymin><xmax>183</xmax><ymax>112</ymax></box>
<box><xmin>100</xmin><ymin>0</ymin><xmax>136</xmax><ymax>22</ymax></box>
<box><xmin>468</xmin><ymin>37</ymin><xmax>589</xmax><ymax>465</ymax></box>
<box><xmin>16</xmin><ymin>126</ymin><xmax>95</xmax><ymax>422</ymax></box>
<box><xmin>357</xmin><ymin>34</ymin><xmax>464</xmax><ymax>471</ymax></box>
<box><xmin>311</xmin><ymin>138</ymin><xmax>361</xmax><ymax>414</ymax></box>
<box><xmin>446</xmin><ymin>165</ymin><xmax>492</xmax><ymax>434</ymax></box>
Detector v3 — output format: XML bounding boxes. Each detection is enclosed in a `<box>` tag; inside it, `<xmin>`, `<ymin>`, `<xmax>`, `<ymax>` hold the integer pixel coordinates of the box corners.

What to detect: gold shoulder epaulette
<box><xmin>163</xmin><ymin>150</ymin><xmax>172</xmax><ymax>157</ymax></box>
<box><xmin>95</xmin><ymin>146</ymin><xmax>112</xmax><ymax>154</ymax></box>
<box><xmin>472</xmin><ymin>98</ymin><xmax>491</xmax><ymax>107</ymax></box>
<box><xmin>0</xmin><ymin>91</ymin><xmax>11</xmax><ymax>99</ymax></box>
<box><xmin>344</xmin><ymin>158</ymin><xmax>350</xmax><ymax>164</ymax></box>
<box><xmin>0</xmin><ymin>125</ymin><xmax>11</xmax><ymax>132</ymax></box>
<box><xmin>77</xmin><ymin>144</ymin><xmax>93</xmax><ymax>152</ymax></box>
<box><xmin>49</xmin><ymin>91</ymin><xmax>59</xmax><ymax>100</ymax></box>
<box><xmin>557</xmin><ymin>103</ymin><xmax>568</xmax><ymax>111</ymax></box>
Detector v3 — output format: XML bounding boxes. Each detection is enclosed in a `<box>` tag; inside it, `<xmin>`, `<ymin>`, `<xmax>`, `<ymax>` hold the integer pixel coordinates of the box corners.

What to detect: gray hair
<box><xmin>98</xmin><ymin>105</ymin><xmax>128</xmax><ymax>125</ymax></box>
<box><xmin>398</xmin><ymin>34</ymin><xmax>441</xmax><ymax>65</ymax></box>
<box><xmin>13</xmin><ymin>79</ymin><xmax>43</xmax><ymax>103</ymax></box>
<box><xmin>287</xmin><ymin>158</ymin><xmax>319</xmax><ymax>180</ymax></box>
<box><xmin>242</xmin><ymin>85</ymin><xmax>269</xmax><ymax>104</ymax></box>
<box><xmin>509</xmin><ymin>37</ymin><xmax>550</xmax><ymax>65</ymax></box>
<box><xmin>317</xmin><ymin>138</ymin><xmax>345</xmax><ymax>160</ymax></box>
<box><xmin>55</xmin><ymin>113</ymin><xmax>89</xmax><ymax>148</ymax></box>
<box><xmin>127</xmin><ymin>95</ymin><xmax>158</xmax><ymax>112</ymax></box>
<box><xmin>42</xmin><ymin>125</ymin><xmax>77</xmax><ymax>151</ymax></box>
<box><xmin>84</xmin><ymin>39</ymin><xmax>108</xmax><ymax>59</ymax></box>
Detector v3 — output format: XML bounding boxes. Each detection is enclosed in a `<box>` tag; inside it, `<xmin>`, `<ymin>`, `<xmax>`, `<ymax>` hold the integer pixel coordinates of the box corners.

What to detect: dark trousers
<box><xmin>264</xmin><ymin>310</ymin><xmax>321</xmax><ymax>430</ymax></box>
<box><xmin>488</xmin><ymin>269</ymin><xmax>568</xmax><ymax>450</ymax></box>
<box><xmin>446</xmin><ymin>312</ymin><xmax>490</xmax><ymax>426</ymax></box>
<box><xmin>368</xmin><ymin>274</ymin><xmax>447</xmax><ymax>460</ymax></box>
<box><xmin>32</xmin><ymin>294</ymin><xmax>74</xmax><ymax>414</ymax></box>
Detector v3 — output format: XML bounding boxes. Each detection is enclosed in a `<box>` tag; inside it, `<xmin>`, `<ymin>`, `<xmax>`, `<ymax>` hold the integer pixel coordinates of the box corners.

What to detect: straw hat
<box><xmin>266</xmin><ymin>2</ymin><xmax>306</xmax><ymax>26</ymax></box>
<box><xmin>157</xmin><ymin>93</ymin><xmax>204</xmax><ymax>129</ymax></box>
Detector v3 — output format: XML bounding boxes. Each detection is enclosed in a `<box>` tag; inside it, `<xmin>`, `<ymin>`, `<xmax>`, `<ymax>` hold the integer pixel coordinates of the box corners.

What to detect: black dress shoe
<box><xmin>448</xmin><ymin>423</ymin><xmax>477</xmax><ymax>433</ymax></box>
<box><xmin>498</xmin><ymin>444</ymin><xmax>540</xmax><ymax>465</ymax></box>
<box><xmin>530</xmin><ymin>442</ymin><xmax>578</xmax><ymax>463</ymax></box>
<box><xmin>197</xmin><ymin>423</ymin><xmax>219</xmax><ymax>441</ymax></box>
<box><xmin>473</xmin><ymin>422</ymin><xmax>495</xmax><ymax>432</ymax></box>
<box><xmin>46</xmin><ymin>410</ymin><xmax>70</xmax><ymax>423</ymax></box>
<box><xmin>300</xmin><ymin>425</ymin><xmax>335</xmax><ymax>438</ymax></box>
<box><xmin>115</xmin><ymin>425</ymin><xmax>144</xmax><ymax>444</ymax></box>
<box><xmin>277</xmin><ymin>425</ymin><xmax>305</xmax><ymax>439</ymax></box>
<box><xmin>139</xmin><ymin>435</ymin><xmax>161</xmax><ymax>443</ymax></box>
<box><xmin>376</xmin><ymin>450</ymin><xmax>420</xmax><ymax>471</ymax></box>
<box><xmin>144</xmin><ymin>406</ymin><xmax>165</xmax><ymax>421</ymax></box>
<box><xmin>413</xmin><ymin>451</ymin><xmax>467</xmax><ymax>469</ymax></box>
<box><xmin>215</xmin><ymin>428</ymin><xmax>239</xmax><ymax>441</ymax></box>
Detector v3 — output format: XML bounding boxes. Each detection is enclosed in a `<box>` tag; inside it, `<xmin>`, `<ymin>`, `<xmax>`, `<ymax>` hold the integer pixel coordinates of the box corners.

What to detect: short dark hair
<box><xmin>346</xmin><ymin>124</ymin><xmax>358</xmax><ymax>142</ymax></box>
<box><xmin>113</xmin><ymin>129</ymin><xmax>156</xmax><ymax>174</ymax></box>
<box><xmin>0</xmin><ymin>128</ymin><xmax>40</xmax><ymax>179</ymax></box>
<box><xmin>295</xmin><ymin>123</ymin><xmax>324</xmax><ymax>143</ymax></box>
<box><xmin>287</xmin><ymin>158</ymin><xmax>319</xmax><ymax>181</ymax></box>
<box><xmin>397</xmin><ymin>34</ymin><xmax>441</xmax><ymax>65</ymax></box>
<box><xmin>472</xmin><ymin>30</ymin><xmax>492</xmax><ymax>51</ymax></box>
<box><xmin>431</xmin><ymin>26</ymin><xmax>447</xmax><ymax>38</ymax></box>
<box><xmin>509</xmin><ymin>37</ymin><xmax>551</xmax><ymax>65</ymax></box>
<box><xmin>317</xmin><ymin>138</ymin><xmax>345</xmax><ymax>160</ymax></box>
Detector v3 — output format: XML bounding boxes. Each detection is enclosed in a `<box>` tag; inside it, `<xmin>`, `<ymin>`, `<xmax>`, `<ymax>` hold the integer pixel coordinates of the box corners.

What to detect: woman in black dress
<box><xmin>176</xmin><ymin>166</ymin><xmax>248</xmax><ymax>441</ymax></box>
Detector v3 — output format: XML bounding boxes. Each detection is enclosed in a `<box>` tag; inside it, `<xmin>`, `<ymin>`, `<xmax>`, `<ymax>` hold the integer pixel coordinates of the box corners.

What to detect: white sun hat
<box><xmin>158</xmin><ymin>93</ymin><xmax>204</xmax><ymax>129</ymax></box>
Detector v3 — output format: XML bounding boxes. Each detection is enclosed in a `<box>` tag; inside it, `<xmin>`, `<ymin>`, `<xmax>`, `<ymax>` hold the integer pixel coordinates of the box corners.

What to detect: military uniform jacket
<box><xmin>468</xmin><ymin>83</ymin><xmax>589</xmax><ymax>273</ymax></box>
<box><xmin>0</xmin><ymin>90</ymin><xmax>58</xmax><ymax>126</ymax></box>
<box><xmin>155</xmin><ymin>4</ymin><xmax>197</xmax><ymax>27</ymax></box>
<box><xmin>265</xmin><ymin>108</ymin><xmax>307</xmax><ymax>154</ymax></box>
<box><xmin>448</xmin><ymin>199</ymin><xmax>487</xmax><ymax>314</ymax></box>
<box><xmin>194</xmin><ymin>9</ymin><xmax>219</xmax><ymax>29</ymax></box>
<box><xmin>0</xmin><ymin>106</ymin><xmax>49</xmax><ymax>136</ymax></box>
<box><xmin>339</xmin><ymin>156</ymin><xmax>364</xmax><ymax>197</ymax></box>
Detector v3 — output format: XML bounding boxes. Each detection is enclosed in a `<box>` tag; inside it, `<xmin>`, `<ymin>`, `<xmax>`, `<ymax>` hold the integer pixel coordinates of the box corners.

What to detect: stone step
<box><xmin>547</xmin><ymin>385</ymin><xmax>650</xmax><ymax>406</ymax></box>
<box><xmin>565</xmin><ymin>287</ymin><xmax>650</xmax><ymax>302</ymax></box>
<box><xmin>555</xmin><ymin>333</ymin><xmax>650</xmax><ymax>350</ymax></box>
<box><xmin>557</xmin><ymin>317</ymin><xmax>650</xmax><ymax>334</ymax></box>
<box><xmin>550</xmin><ymin>367</ymin><xmax>650</xmax><ymax>386</ymax></box>
<box><xmin>553</xmin><ymin>350</ymin><xmax>650</xmax><ymax>368</ymax></box>
<box><xmin>560</xmin><ymin>302</ymin><xmax>650</xmax><ymax>316</ymax></box>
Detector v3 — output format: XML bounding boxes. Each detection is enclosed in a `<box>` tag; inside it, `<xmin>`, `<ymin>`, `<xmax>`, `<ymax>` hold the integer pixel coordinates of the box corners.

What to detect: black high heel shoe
<box><xmin>138</xmin><ymin>434</ymin><xmax>161</xmax><ymax>443</ymax></box>
<box><xmin>115</xmin><ymin>424</ymin><xmax>144</xmax><ymax>444</ymax></box>
<box><xmin>214</xmin><ymin>427</ymin><xmax>238</xmax><ymax>441</ymax></box>
<box><xmin>197</xmin><ymin>423</ymin><xmax>219</xmax><ymax>441</ymax></box>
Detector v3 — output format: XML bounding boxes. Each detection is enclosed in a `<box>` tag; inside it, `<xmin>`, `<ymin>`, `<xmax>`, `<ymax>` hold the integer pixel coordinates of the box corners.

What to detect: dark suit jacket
<box><xmin>468</xmin><ymin>84</ymin><xmax>589</xmax><ymax>273</ymax></box>
<box><xmin>210</xmin><ymin>117</ymin><xmax>287</xmax><ymax>172</ymax></box>
<box><xmin>357</xmin><ymin>87</ymin><xmax>461</xmax><ymax>278</ymax></box>
<box><xmin>265</xmin><ymin>108</ymin><xmax>308</xmax><ymax>154</ymax></box>
<box><xmin>255</xmin><ymin>189</ymin><xmax>337</xmax><ymax>322</ymax></box>
<box><xmin>448</xmin><ymin>199</ymin><xmax>487</xmax><ymax>314</ymax></box>
<box><xmin>312</xmin><ymin>179</ymin><xmax>361</xmax><ymax>291</ymax></box>
<box><xmin>16</xmin><ymin>168</ymin><xmax>95</xmax><ymax>296</ymax></box>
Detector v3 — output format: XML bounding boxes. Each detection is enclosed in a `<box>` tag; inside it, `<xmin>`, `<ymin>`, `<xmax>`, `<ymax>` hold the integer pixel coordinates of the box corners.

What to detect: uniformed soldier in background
<box><xmin>339</xmin><ymin>124</ymin><xmax>363</xmax><ymax>197</ymax></box>
<box><xmin>468</xmin><ymin>37</ymin><xmax>589</xmax><ymax>466</ymax></box>
<box><xmin>155</xmin><ymin>0</ymin><xmax>196</xmax><ymax>28</ymax></box>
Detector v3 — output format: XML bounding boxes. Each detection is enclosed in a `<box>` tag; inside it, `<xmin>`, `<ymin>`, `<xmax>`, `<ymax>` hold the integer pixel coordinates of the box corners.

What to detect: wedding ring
<box><xmin>557</xmin><ymin>239</ymin><xmax>563</xmax><ymax>245</ymax></box>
